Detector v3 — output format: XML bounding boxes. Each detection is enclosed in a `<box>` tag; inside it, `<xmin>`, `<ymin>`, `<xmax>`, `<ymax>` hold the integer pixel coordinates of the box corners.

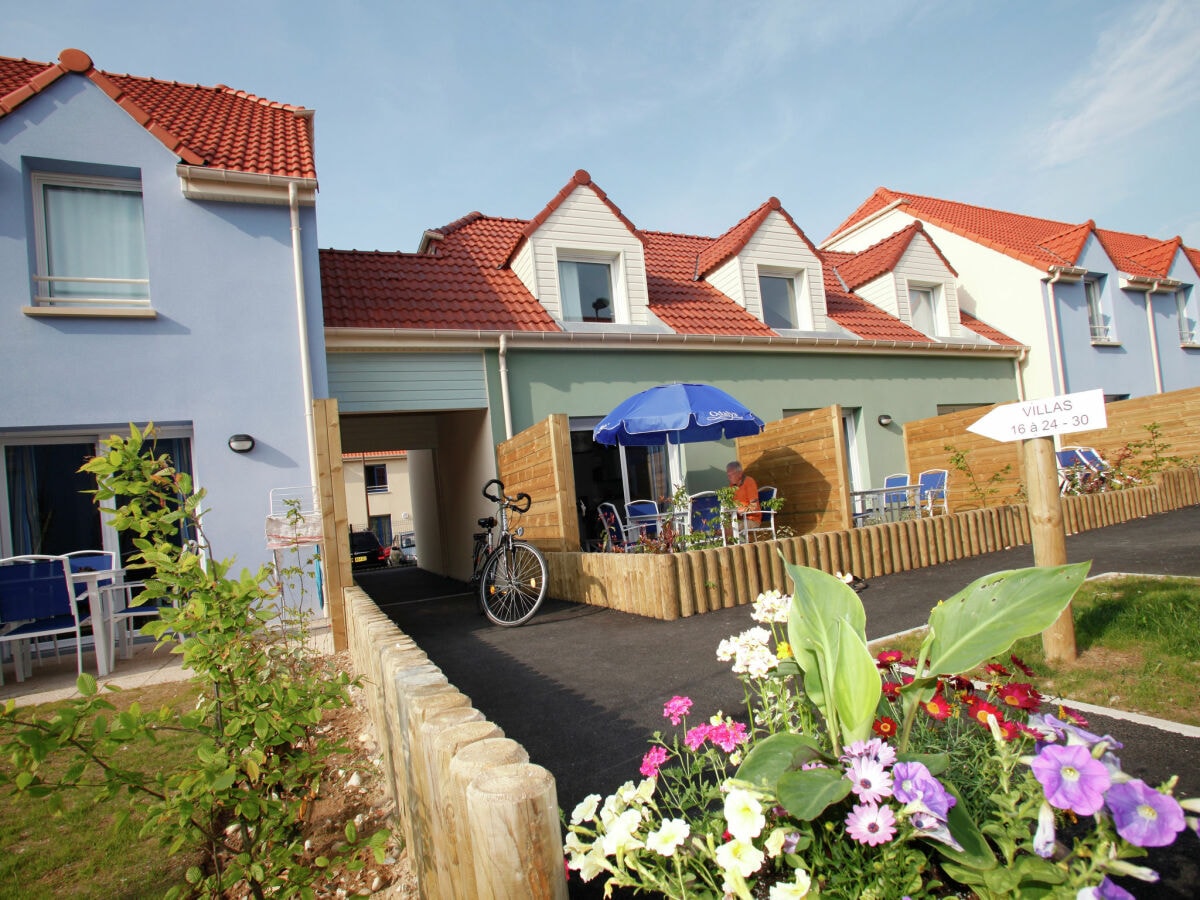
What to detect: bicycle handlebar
<box><xmin>482</xmin><ymin>479</ymin><xmax>533</xmax><ymax>514</ymax></box>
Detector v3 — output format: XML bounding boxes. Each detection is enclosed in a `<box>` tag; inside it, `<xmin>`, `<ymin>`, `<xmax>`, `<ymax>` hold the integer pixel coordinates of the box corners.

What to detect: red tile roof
<box><xmin>832</xmin><ymin>221</ymin><xmax>957</xmax><ymax>291</ymax></box>
<box><xmin>829</xmin><ymin>187</ymin><xmax>1197</xmax><ymax>280</ymax></box>
<box><xmin>959</xmin><ymin>311</ymin><xmax>1023</xmax><ymax>347</ymax></box>
<box><xmin>0</xmin><ymin>49</ymin><xmax>315</xmax><ymax>178</ymax></box>
<box><xmin>322</xmin><ymin>179</ymin><xmax>1018</xmax><ymax>347</ymax></box>
<box><xmin>694</xmin><ymin>197</ymin><xmax>822</xmax><ymax>279</ymax></box>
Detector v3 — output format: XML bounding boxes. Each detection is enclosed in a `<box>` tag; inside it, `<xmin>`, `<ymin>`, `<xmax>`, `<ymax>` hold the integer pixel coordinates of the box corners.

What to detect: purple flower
<box><xmin>1033</xmin><ymin>801</ymin><xmax>1056</xmax><ymax>858</ymax></box>
<box><xmin>908</xmin><ymin>810</ymin><xmax>963</xmax><ymax>851</ymax></box>
<box><xmin>841</xmin><ymin>737</ymin><xmax>896</xmax><ymax>767</ymax></box>
<box><xmin>1078</xmin><ymin>877</ymin><xmax>1136</xmax><ymax>900</ymax></box>
<box><xmin>1105</xmin><ymin>779</ymin><xmax>1186</xmax><ymax>847</ymax></box>
<box><xmin>1030</xmin><ymin>743</ymin><xmax>1111</xmax><ymax>815</ymax></box>
<box><xmin>892</xmin><ymin>761</ymin><xmax>956</xmax><ymax>820</ymax></box>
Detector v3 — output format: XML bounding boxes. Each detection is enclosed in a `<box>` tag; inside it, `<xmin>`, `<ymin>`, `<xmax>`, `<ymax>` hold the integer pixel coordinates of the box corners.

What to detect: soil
<box><xmin>304</xmin><ymin>652</ymin><xmax>418</xmax><ymax>898</ymax></box>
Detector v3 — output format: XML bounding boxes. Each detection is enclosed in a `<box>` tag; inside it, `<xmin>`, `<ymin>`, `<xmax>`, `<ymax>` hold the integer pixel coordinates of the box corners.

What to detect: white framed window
<box><xmin>907</xmin><ymin>282</ymin><xmax>947</xmax><ymax>337</ymax></box>
<box><xmin>1084</xmin><ymin>278</ymin><xmax>1113</xmax><ymax>342</ymax></box>
<box><xmin>758</xmin><ymin>268</ymin><xmax>812</xmax><ymax>330</ymax></box>
<box><xmin>558</xmin><ymin>255</ymin><xmax>618</xmax><ymax>323</ymax></box>
<box><xmin>31</xmin><ymin>172</ymin><xmax>150</xmax><ymax>309</ymax></box>
<box><xmin>364</xmin><ymin>463</ymin><xmax>389</xmax><ymax>494</ymax></box>
<box><xmin>1176</xmin><ymin>289</ymin><xmax>1197</xmax><ymax>344</ymax></box>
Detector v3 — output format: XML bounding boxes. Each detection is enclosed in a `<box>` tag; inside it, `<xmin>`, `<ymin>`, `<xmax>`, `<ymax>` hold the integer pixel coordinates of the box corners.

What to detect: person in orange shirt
<box><xmin>726</xmin><ymin>461</ymin><xmax>761</xmax><ymax>536</ymax></box>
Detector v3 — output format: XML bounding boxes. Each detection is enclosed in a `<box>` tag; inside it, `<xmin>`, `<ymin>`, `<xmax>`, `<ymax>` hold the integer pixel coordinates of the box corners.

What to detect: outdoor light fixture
<box><xmin>228</xmin><ymin>434</ymin><xmax>255</xmax><ymax>453</ymax></box>
<box><xmin>877</xmin><ymin>414</ymin><xmax>894</xmax><ymax>427</ymax></box>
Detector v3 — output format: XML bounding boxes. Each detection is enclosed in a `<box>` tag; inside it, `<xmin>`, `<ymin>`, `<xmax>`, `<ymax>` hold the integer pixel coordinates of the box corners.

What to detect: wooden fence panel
<box><xmin>497</xmin><ymin>414</ymin><xmax>579</xmax><ymax>552</ymax></box>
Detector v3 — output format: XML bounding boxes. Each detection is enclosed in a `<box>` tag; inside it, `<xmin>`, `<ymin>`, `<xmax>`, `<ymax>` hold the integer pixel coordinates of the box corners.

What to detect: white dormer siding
<box><xmin>897</xmin><ymin>233</ymin><xmax>960</xmax><ymax>339</ymax></box>
<box><xmin>516</xmin><ymin>187</ymin><xmax>649</xmax><ymax>326</ymax></box>
<box><xmin>854</xmin><ymin>273</ymin><xmax>900</xmax><ymax>319</ymax></box>
<box><xmin>705</xmin><ymin>210</ymin><xmax>827</xmax><ymax>330</ymax></box>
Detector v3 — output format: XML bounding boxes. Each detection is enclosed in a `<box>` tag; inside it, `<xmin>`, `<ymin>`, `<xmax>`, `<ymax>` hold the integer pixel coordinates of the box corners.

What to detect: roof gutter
<box><xmin>325</xmin><ymin>326</ymin><xmax>1025</xmax><ymax>358</ymax></box>
<box><xmin>177</xmin><ymin>164</ymin><xmax>318</xmax><ymax>206</ymax></box>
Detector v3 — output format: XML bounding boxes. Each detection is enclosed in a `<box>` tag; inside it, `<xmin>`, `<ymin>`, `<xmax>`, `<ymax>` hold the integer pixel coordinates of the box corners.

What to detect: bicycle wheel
<box><xmin>479</xmin><ymin>540</ymin><xmax>548</xmax><ymax>626</ymax></box>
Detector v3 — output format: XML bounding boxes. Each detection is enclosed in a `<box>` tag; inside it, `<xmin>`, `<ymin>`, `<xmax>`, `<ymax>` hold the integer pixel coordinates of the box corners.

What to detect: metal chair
<box><xmin>101</xmin><ymin>581</ymin><xmax>171</xmax><ymax>660</ymax></box>
<box><xmin>687</xmin><ymin>491</ymin><xmax>726</xmax><ymax>545</ymax></box>
<box><xmin>597</xmin><ymin>502</ymin><xmax>638</xmax><ymax>551</ymax></box>
<box><xmin>0</xmin><ymin>555</ymin><xmax>91</xmax><ymax>684</ymax></box>
<box><xmin>916</xmin><ymin>469</ymin><xmax>949</xmax><ymax>516</ymax></box>
<box><xmin>882</xmin><ymin>473</ymin><xmax>914</xmax><ymax>519</ymax></box>
<box><xmin>1056</xmin><ymin>449</ymin><xmax>1089</xmax><ymax>494</ymax></box>
<box><xmin>625</xmin><ymin>499</ymin><xmax>660</xmax><ymax>538</ymax></box>
<box><xmin>744</xmin><ymin>486</ymin><xmax>778</xmax><ymax>540</ymax></box>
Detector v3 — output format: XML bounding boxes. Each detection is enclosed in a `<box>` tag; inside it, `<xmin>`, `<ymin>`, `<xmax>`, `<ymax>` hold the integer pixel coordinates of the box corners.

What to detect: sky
<box><xmin>7</xmin><ymin>0</ymin><xmax>1200</xmax><ymax>253</ymax></box>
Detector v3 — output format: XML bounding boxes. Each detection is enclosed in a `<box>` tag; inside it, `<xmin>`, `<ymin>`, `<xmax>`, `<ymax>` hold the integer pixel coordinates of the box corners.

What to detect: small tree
<box><xmin>0</xmin><ymin>424</ymin><xmax>384</xmax><ymax>898</ymax></box>
<box><xmin>944</xmin><ymin>444</ymin><xmax>1012</xmax><ymax>509</ymax></box>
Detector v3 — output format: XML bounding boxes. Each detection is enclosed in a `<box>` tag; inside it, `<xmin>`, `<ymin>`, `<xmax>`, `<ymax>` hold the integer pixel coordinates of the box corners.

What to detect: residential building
<box><xmin>321</xmin><ymin>170</ymin><xmax>1023</xmax><ymax>573</ymax></box>
<box><xmin>0</xmin><ymin>49</ymin><xmax>327</xmax><ymax>589</ymax></box>
<box><xmin>343</xmin><ymin>450</ymin><xmax>413</xmax><ymax>546</ymax></box>
<box><xmin>824</xmin><ymin>188</ymin><xmax>1200</xmax><ymax>401</ymax></box>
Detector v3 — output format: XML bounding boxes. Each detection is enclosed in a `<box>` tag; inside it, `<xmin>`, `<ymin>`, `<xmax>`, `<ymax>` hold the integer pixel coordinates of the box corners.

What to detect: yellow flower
<box><xmin>776</xmin><ymin>641</ymin><xmax>793</xmax><ymax>659</ymax></box>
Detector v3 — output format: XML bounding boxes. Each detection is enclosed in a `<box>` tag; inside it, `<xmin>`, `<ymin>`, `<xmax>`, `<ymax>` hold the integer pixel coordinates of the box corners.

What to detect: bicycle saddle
<box><xmin>477</xmin><ymin>516</ymin><xmax>496</xmax><ymax>529</ymax></box>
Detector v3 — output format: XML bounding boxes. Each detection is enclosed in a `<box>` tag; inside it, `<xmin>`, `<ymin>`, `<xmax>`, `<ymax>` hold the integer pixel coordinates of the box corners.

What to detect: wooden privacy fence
<box><xmin>546</xmin><ymin>467</ymin><xmax>1200</xmax><ymax>620</ymax></box>
<box><xmin>905</xmin><ymin>386</ymin><xmax>1200</xmax><ymax>513</ymax></box>
<box><xmin>496</xmin><ymin>413</ymin><xmax>579</xmax><ymax>553</ymax></box>
<box><xmin>345</xmin><ymin>589</ymin><xmax>567</xmax><ymax>900</ymax></box>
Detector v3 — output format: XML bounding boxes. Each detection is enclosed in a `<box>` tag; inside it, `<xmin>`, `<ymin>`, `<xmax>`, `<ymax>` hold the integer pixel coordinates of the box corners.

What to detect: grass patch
<box><xmin>868</xmin><ymin>576</ymin><xmax>1200</xmax><ymax>725</ymax></box>
<box><xmin>0</xmin><ymin>680</ymin><xmax>205</xmax><ymax>899</ymax></box>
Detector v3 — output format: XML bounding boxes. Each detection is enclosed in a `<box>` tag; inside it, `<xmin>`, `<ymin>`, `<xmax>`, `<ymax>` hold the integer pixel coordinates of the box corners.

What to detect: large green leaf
<box><xmin>735</xmin><ymin>732</ymin><xmax>827</xmax><ymax>791</ymax></box>
<box><xmin>830</xmin><ymin>619</ymin><xmax>881</xmax><ymax>745</ymax></box>
<box><xmin>925</xmin><ymin>563</ymin><xmax>1089</xmax><ymax>675</ymax></box>
<box><xmin>785</xmin><ymin>564</ymin><xmax>869</xmax><ymax>720</ymax></box>
<box><xmin>933</xmin><ymin>784</ymin><xmax>996</xmax><ymax>871</ymax></box>
<box><xmin>776</xmin><ymin>767</ymin><xmax>853</xmax><ymax>821</ymax></box>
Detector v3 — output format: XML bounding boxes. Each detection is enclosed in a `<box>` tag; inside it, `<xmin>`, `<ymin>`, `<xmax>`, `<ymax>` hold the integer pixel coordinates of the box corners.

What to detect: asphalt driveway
<box><xmin>357</xmin><ymin>505</ymin><xmax>1200</xmax><ymax>898</ymax></box>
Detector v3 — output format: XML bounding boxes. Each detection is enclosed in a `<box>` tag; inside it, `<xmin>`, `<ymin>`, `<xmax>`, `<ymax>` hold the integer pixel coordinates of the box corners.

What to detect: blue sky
<box><xmin>8</xmin><ymin>0</ymin><xmax>1200</xmax><ymax>253</ymax></box>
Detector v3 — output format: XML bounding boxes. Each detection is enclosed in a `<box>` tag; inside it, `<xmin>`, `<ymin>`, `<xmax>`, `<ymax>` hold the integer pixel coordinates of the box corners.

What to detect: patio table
<box><xmin>70</xmin><ymin>567</ymin><xmax>124</xmax><ymax>677</ymax></box>
<box><xmin>850</xmin><ymin>484</ymin><xmax>918</xmax><ymax>526</ymax></box>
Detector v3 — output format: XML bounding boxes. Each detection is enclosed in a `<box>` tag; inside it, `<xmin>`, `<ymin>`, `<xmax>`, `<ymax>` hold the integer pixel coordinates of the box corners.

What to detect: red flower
<box><xmin>875</xmin><ymin>649</ymin><xmax>904</xmax><ymax>668</ymax></box>
<box><xmin>947</xmin><ymin>675</ymin><xmax>975</xmax><ymax>695</ymax></box>
<box><xmin>985</xmin><ymin>662</ymin><xmax>1011</xmax><ymax>678</ymax></box>
<box><xmin>966</xmin><ymin>698</ymin><xmax>1003</xmax><ymax>728</ymax></box>
<box><xmin>882</xmin><ymin>681</ymin><xmax>902</xmax><ymax>700</ymax></box>
<box><xmin>997</xmin><ymin>719</ymin><xmax>1022</xmax><ymax>742</ymax></box>
<box><xmin>900</xmin><ymin>657</ymin><xmax>918</xmax><ymax>668</ymax></box>
<box><xmin>1059</xmin><ymin>706</ymin><xmax>1089</xmax><ymax>727</ymax></box>
<box><xmin>873</xmin><ymin>716</ymin><xmax>899</xmax><ymax>739</ymax></box>
<box><xmin>1010</xmin><ymin>654</ymin><xmax>1037</xmax><ymax>677</ymax></box>
<box><xmin>996</xmin><ymin>682</ymin><xmax>1043</xmax><ymax>711</ymax></box>
<box><xmin>921</xmin><ymin>694</ymin><xmax>953</xmax><ymax>721</ymax></box>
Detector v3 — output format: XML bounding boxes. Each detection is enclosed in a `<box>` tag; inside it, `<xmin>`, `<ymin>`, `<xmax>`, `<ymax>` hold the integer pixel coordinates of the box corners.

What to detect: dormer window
<box><xmin>907</xmin><ymin>282</ymin><xmax>949</xmax><ymax>337</ymax></box>
<box><xmin>1085</xmin><ymin>278</ymin><xmax>1114</xmax><ymax>342</ymax></box>
<box><xmin>758</xmin><ymin>268</ymin><xmax>812</xmax><ymax>331</ymax></box>
<box><xmin>559</xmin><ymin>258</ymin><xmax>615</xmax><ymax>322</ymax></box>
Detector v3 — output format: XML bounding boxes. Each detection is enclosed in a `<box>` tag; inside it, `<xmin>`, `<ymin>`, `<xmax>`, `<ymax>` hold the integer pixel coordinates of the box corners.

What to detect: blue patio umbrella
<box><xmin>593</xmin><ymin>382</ymin><xmax>764</xmax><ymax>446</ymax></box>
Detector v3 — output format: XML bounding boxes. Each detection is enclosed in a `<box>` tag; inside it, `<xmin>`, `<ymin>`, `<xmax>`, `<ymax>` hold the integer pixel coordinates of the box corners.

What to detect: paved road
<box><xmin>358</xmin><ymin>506</ymin><xmax>1200</xmax><ymax>898</ymax></box>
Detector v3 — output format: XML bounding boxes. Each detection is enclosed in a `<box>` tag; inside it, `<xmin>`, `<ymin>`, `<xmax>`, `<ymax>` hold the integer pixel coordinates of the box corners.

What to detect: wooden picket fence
<box><xmin>345</xmin><ymin>590</ymin><xmax>567</xmax><ymax>900</ymax></box>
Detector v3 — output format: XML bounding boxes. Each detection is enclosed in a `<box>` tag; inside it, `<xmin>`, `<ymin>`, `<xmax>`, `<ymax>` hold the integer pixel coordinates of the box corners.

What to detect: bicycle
<box><xmin>469</xmin><ymin>479</ymin><xmax>549</xmax><ymax>626</ymax></box>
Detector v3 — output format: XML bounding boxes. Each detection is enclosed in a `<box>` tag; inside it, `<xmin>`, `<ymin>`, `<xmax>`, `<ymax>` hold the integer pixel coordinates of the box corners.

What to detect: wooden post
<box><xmin>449</xmin><ymin>738</ymin><xmax>530</xmax><ymax>900</ymax></box>
<box><xmin>1024</xmin><ymin>437</ymin><xmax>1077</xmax><ymax>662</ymax></box>
<box><xmin>467</xmin><ymin>763</ymin><xmax>568</xmax><ymax>900</ymax></box>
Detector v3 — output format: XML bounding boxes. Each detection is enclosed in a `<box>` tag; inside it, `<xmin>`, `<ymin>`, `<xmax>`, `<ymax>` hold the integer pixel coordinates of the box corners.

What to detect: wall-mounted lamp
<box><xmin>228</xmin><ymin>434</ymin><xmax>256</xmax><ymax>453</ymax></box>
<box><xmin>877</xmin><ymin>414</ymin><xmax>894</xmax><ymax>427</ymax></box>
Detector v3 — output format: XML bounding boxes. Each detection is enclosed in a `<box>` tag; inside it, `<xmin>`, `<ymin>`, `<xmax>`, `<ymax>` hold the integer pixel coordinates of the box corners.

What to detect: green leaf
<box><xmin>932</xmin><ymin>784</ymin><xmax>996</xmax><ymax>871</ymax></box>
<box><xmin>734</xmin><ymin>732</ymin><xmax>827</xmax><ymax>790</ymax></box>
<box><xmin>895</xmin><ymin>751</ymin><xmax>950</xmax><ymax>776</ymax></box>
<box><xmin>345</xmin><ymin>820</ymin><xmax>358</xmax><ymax>844</ymax></box>
<box><xmin>77</xmin><ymin>673</ymin><xmax>97</xmax><ymax>697</ymax></box>
<box><xmin>776</xmin><ymin>767</ymin><xmax>852</xmax><ymax>820</ymax></box>
<box><xmin>925</xmin><ymin>563</ymin><xmax>1090</xmax><ymax>675</ymax></box>
<box><xmin>830</xmin><ymin>619</ymin><xmax>881</xmax><ymax>745</ymax></box>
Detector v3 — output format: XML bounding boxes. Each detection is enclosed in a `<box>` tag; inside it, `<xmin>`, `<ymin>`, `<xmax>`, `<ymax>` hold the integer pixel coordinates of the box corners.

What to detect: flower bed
<box><xmin>565</xmin><ymin>564</ymin><xmax>1198</xmax><ymax>898</ymax></box>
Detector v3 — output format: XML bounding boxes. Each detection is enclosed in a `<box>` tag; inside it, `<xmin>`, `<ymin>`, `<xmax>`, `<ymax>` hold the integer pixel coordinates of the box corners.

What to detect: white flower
<box><xmin>1034</xmin><ymin>801</ymin><xmax>1056</xmax><ymax>858</ymax></box>
<box><xmin>769</xmin><ymin>869</ymin><xmax>813</xmax><ymax>899</ymax></box>
<box><xmin>645</xmin><ymin>818</ymin><xmax>690</xmax><ymax>856</ymax></box>
<box><xmin>751</xmin><ymin>589</ymin><xmax>790</xmax><ymax>624</ymax></box>
<box><xmin>570</xmin><ymin>793</ymin><xmax>601</xmax><ymax>825</ymax></box>
<box><xmin>716</xmin><ymin>627</ymin><xmax>779</xmax><ymax>678</ymax></box>
<box><xmin>600</xmin><ymin>808</ymin><xmax>644</xmax><ymax>857</ymax></box>
<box><xmin>570</xmin><ymin>848</ymin><xmax>609</xmax><ymax>882</ymax></box>
<box><xmin>714</xmin><ymin>837</ymin><xmax>765</xmax><ymax>878</ymax></box>
<box><xmin>723</xmin><ymin>787</ymin><xmax>766</xmax><ymax>841</ymax></box>
<box><xmin>763</xmin><ymin>826</ymin><xmax>788</xmax><ymax>858</ymax></box>
<box><xmin>563</xmin><ymin>830</ymin><xmax>591</xmax><ymax>856</ymax></box>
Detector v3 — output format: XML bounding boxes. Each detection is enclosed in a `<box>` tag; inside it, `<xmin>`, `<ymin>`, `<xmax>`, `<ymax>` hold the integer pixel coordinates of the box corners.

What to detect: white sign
<box><xmin>967</xmin><ymin>388</ymin><xmax>1108</xmax><ymax>443</ymax></box>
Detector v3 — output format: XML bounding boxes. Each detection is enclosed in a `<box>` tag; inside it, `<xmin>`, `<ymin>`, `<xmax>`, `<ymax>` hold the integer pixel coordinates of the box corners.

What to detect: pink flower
<box><xmin>663</xmin><ymin>695</ymin><xmax>693</xmax><ymax>726</ymax></box>
<box><xmin>847</xmin><ymin>756</ymin><xmax>893</xmax><ymax>804</ymax></box>
<box><xmin>640</xmin><ymin>746</ymin><xmax>669</xmax><ymax>778</ymax></box>
<box><xmin>845</xmin><ymin>802</ymin><xmax>896</xmax><ymax>846</ymax></box>
<box><xmin>709</xmin><ymin>720</ymin><xmax>749</xmax><ymax>753</ymax></box>
<box><xmin>684</xmin><ymin>725</ymin><xmax>712</xmax><ymax>751</ymax></box>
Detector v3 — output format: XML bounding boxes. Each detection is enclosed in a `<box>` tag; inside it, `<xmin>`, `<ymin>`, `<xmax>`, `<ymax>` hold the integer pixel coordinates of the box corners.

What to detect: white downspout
<box><xmin>1045</xmin><ymin>271</ymin><xmax>1068</xmax><ymax>393</ymax></box>
<box><xmin>289</xmin><ymin>182</ymin><xmax>319</xmax><ymax>496</ymax></box>
<box><xmin>1145</xmin><ymin>282</ymin><xmax>1165</xmax><ymax>394</ymax></box>
<box><xmin>1013</xmin><ymin>347</ymin><xmax>1028</xmax><ymax>401</ymax></box>
<box><xmin>498</xmin><ymin>333</ymin><xmax>514</xmax><ymax>440</ymax></box>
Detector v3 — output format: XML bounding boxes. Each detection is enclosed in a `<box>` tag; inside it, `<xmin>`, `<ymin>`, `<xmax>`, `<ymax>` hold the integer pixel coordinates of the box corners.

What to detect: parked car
<box><xmin>390</xmin><ymin>532</ymin><xmax>417</xmax><ymax>567</ymax></box>
<box><xmin>350</xmin><ymin>531</ymin><xmax>390</xmax><ymax>571</ymax></box>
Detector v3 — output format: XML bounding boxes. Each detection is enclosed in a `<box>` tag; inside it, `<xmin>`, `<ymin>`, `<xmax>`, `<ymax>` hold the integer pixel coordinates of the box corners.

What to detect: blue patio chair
<box><xmin>1071</xmin><ymin>447</ymin><xmax>1127</xmax><ymax>488</ymax></box>
<box><xmin>0</xmin><ymin>555</ymin><xmax>91</xmax><ymax>685</ymax></box>
<box><xmin>1056</xmin><ymin>448</ymin><xmax>1089</xmax><ymax>493</ymax></box>
<box><xmin>100</xmin><ymin>580</ymin><xmax>173</xmax><ymax>660</ymax></box>
<box><xmin>883</xmin><ymin>473</ymin><xmax>914</xmax><ymax>519</ymax></box>
<box><xmin>625</xmin><ymin>499</ymin><xmax>660</xmax><ymax>538</ymax></box>
<box><xmin>916</xmin><ymin>469</ymin><xmax>949</xmax><ymax>516</ymax></box>
<box><xmin>688</xmin><ymin>491</ymin><xmax>725</xmax><ymax>544</ymax></box>
<box><xmin>597</xmin><ymin>502</ymin><xmax>637</xmax><ymax>551</ymax></box>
